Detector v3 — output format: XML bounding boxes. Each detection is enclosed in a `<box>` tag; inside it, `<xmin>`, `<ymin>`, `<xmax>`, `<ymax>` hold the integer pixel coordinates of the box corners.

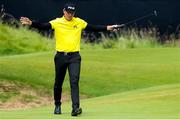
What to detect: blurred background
<box><xmin>0</xmin><ymin>0</ymin><xmax>179</xmax><ymax>34</ymax></box>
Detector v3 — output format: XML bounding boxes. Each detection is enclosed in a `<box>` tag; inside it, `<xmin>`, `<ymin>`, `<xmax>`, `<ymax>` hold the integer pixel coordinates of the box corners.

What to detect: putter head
<box><xmin>154</xmin><ymin>10</ymin><xmax>157</xmax><ymax>16</ymax></box>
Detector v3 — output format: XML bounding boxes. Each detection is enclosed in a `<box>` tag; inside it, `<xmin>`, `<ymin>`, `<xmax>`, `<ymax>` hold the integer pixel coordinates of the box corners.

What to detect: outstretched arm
<box><xmin>20</xmin><ymin>17</ymin><xmax>51</xmax><ymax>30</ymax></box>
<box><xmin>84</xmin><ymin>24</ymin><xmax>111</xmax><ymax>32</ymax></box>
<box><xmin>84</xmin><ymin>24</ymin><xmax>124</xmax><ymax>32</ymax></box>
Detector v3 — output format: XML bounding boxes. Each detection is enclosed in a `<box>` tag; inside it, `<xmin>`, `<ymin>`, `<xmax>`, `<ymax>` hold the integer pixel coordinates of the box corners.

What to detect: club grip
<box><xmin>112</xmin><ymin>24</ymin><xmax>125</xmax><ymax>29</ymax></box>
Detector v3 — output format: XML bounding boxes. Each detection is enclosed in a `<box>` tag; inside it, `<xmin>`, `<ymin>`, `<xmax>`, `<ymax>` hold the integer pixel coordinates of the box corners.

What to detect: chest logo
<box><xmin>73</xmin><ymin>25</ymin><xmax>78</xmax><ymax>29</ymax></box>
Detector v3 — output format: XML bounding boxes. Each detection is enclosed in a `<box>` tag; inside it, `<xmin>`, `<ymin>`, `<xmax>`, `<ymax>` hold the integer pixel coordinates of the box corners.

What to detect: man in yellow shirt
<box><xmin>20</xmin><ymin>2</ymin><xmax>120</xmax><ymax>116</ymax></box>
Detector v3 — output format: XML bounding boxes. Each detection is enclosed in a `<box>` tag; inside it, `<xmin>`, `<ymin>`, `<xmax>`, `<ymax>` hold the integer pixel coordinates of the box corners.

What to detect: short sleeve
<box><xmin>49</xmin><ymin>18</ymin><xmax>58</xmax><ymax>29</ymax></box>
<box><xmin>78</xmin><ymin>18</ymin><xmax>87</xmax><ymax>30</ymax></box>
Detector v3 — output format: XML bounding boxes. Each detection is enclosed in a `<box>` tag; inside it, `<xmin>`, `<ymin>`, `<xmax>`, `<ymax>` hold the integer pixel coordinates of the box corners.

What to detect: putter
<box><xmin>113</xmin><ymin>10</ymin><xmax>158</xmax><ymax>29</ymax></box>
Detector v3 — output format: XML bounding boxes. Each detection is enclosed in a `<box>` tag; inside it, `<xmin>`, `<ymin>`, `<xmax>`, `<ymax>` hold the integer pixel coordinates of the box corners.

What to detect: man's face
<box><xmin>63</xmin><ymin>10</ymin><xmax>75</xmax><ymax>21</ymax></box>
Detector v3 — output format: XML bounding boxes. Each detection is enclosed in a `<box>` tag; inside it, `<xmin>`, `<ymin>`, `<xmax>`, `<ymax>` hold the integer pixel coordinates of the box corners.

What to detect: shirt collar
<box><xmin>62</xmin><ymin>16</ymin><xmax>74</xmax><ymax>22</ymax></box>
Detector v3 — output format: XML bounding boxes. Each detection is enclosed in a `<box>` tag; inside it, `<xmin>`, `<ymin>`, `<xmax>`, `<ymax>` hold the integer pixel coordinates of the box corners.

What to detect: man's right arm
<box><xmin>31</xmin><ymin>21</ymin><xmax>51</xmax><ymax>30</ymax></box>
<box><xmin>20</xmin><ymin>17</ymin><xmax>52</xmax><ymax>30</ymax></box>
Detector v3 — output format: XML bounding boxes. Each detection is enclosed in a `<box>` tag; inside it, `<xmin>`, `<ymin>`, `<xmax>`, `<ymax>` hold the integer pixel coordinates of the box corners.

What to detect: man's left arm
<box><xmin>84</xmin><ymin>24</ymin><xmax>114</xmax><ymax>32</ymax></box>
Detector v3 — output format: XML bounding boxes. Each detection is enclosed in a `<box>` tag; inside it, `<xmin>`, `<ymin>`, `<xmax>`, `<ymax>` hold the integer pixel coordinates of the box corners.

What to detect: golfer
<box><xmin>20</xmin><ymin>2</ymin><xmax>116</xmax><ymax>116</ymax></box>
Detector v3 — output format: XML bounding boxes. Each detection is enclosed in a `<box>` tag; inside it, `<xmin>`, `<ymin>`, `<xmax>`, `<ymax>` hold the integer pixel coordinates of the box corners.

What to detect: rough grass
<box><xmin>0</xmin><ymin>23</ymin><xmax>54</xmax><ymax>55</ymax></box>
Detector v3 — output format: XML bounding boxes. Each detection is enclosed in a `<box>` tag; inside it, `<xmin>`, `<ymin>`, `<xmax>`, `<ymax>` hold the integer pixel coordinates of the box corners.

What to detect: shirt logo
<box><xmin>73</xmin><ymin>25</ymin><xmax>78</xmax><ymax>29</ymax></box>
<box><xmin>68</xmin><ymin>6</ymin><xmax>75</xmax><ymax>10</ymax></box>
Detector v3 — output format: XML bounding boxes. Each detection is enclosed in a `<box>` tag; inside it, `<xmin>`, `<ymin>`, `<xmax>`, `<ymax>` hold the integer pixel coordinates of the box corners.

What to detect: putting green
<box><xmin>1</xmin><ymin>83</ymin><xmax>180</xmax><ymax>119</ymax></box>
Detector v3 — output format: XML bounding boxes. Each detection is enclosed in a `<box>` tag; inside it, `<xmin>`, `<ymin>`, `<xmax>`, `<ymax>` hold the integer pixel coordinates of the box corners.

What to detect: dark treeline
<box><xmin>0</xmin><ymin>0</ymin><xmax>179</xmax><ymax>35</ymax></box>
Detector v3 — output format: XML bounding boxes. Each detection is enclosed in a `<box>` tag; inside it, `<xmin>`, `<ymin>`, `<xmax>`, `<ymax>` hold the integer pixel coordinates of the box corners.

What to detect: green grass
<box><xmin>0</xmin><ymin>48</ymin><xmax>180</xmax><ymax>97</ymax></box>
<box><xmin>1</xmin><ymin>22</ymin><xmax>180</xmax><ymax>119</ymax></box>
<box><xmin>1</xmin><ymin>83</ymin><xmax>180</xmax><ymax>119</ymax></box>
<box><xmin>1</xmin><ymin>48</ymin><xmax>180</xmax><ymax>118</ymax></box>
<box><xmin>0</xmin><ymin>23</ymin><xmax>54</xmax><ymax>55</ymax></box>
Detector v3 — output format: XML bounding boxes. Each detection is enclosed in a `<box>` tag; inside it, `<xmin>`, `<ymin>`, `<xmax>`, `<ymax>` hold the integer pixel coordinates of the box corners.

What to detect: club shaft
<box><xmin>124</xmin><ymin>13</ymin><xmax>154</xmax><ymax>25</ymax></box>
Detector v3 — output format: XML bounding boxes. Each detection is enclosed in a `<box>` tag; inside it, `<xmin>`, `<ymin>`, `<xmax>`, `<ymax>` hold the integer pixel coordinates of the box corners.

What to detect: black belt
<box><xmin>57</xmin><ymin>51</ymin><xmax>79</xmax><ymax>55</ymax></box>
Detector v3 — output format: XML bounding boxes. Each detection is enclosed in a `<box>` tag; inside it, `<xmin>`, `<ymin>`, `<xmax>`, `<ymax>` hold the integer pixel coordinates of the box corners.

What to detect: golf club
<box><xmin>113</xmin><ymin>10</ymin><xmax>158</xmax><ymax>29</ymax></box>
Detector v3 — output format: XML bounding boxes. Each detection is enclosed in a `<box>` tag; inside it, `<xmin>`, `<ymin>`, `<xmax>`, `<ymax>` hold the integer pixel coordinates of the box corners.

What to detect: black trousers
<box><xmin>54</xmin><ymin>52</ymin><xmax>81</xmax><ymax>110</ymax></box>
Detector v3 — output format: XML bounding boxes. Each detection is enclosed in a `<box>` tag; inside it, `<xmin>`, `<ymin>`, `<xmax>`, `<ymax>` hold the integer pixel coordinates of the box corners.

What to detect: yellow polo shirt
<box><xmin>49</xmin><ymin>16</ymin><xmax>87</xmax><ymax>52</ymax></box>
